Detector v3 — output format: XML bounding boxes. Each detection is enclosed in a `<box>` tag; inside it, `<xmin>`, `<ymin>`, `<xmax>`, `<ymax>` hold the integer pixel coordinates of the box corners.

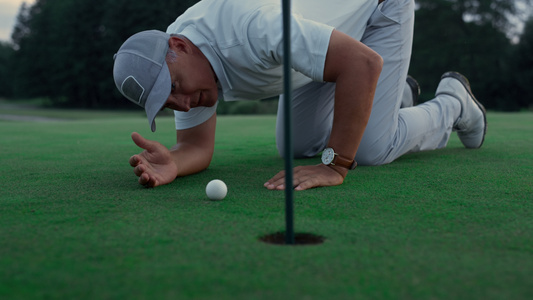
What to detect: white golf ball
<box><xmin>206</xmin><ymin>179</ymin><xmax>227</xmax><ymax>200</ymax></box>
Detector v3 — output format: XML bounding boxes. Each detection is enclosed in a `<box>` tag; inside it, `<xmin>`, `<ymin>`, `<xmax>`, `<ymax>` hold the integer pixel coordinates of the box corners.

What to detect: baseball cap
<box><xmin>113</xmin><ymin>30</ymin><xmax>172</xmax><ymax>132</ymax></box>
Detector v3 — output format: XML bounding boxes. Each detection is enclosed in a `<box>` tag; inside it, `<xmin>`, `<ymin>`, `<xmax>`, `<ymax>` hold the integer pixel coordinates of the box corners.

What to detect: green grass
<box><xmin>0</xmin><ymin>98</ymin><xmax>156</xmax><ymax>120</ymax></box>
<box><xmin>0</xmin><ymin>112</ymin><xmax>532</xmax><ymax>300</ymax></box>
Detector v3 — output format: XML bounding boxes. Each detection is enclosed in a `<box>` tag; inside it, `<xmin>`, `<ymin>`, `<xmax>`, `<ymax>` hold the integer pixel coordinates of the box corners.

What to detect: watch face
<box><xmin>321</xmin><ymin>148</ymin><xmax>335</xmax><ymax>165</ymax></box>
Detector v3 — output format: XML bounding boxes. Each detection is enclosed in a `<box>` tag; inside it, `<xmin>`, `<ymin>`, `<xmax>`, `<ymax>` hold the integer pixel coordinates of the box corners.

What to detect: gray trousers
<box><xmin>276</xmin><ymin>0</ymin><xmax>460</xmax><ymax>165</ymax></box>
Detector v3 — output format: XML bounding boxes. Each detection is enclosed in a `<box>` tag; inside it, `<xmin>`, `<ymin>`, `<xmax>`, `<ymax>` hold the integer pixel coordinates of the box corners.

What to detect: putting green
<box><xmin>1</xmin><ymin>112</ymin><xmax>532</xmax><ymax>299</ymax></box>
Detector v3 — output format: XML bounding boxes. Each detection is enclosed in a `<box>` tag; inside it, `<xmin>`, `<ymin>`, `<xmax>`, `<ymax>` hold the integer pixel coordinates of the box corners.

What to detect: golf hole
<box><xmin>259</xmin><ymin>232</ymin><xmax>325</xmax><ymax>246</ymax></box>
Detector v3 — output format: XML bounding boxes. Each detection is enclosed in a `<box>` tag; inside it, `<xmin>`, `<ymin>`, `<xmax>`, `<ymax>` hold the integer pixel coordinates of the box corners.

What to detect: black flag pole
<box><xmin>282</xmin><ymin>0</ymin><xmax>294</xmax><ymax>245</ymax></box>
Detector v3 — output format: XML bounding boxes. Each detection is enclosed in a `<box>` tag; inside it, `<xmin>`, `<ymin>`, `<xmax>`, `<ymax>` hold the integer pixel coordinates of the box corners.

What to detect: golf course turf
<box><xmin>1</xmin><ymin>110</ymin><xmax>532</xmax><ymax>299</ymax></box>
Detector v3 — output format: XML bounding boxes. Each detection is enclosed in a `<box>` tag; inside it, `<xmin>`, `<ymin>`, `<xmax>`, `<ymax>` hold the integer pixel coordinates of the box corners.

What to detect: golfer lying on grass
<box><xmin>113</xmin><ymin>0</ymin><xmax>486</xmax><ymax>191</ymax></box>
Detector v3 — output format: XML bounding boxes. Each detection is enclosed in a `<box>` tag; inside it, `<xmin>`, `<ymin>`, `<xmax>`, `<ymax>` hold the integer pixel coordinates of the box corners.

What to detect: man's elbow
<box><xmin>367</xmin><ymin>51</ymin><xmax>383</xmax><ymax>82</ymax></box>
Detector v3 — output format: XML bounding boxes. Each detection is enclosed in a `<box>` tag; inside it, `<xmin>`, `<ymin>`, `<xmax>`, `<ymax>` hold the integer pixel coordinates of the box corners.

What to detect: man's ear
<box><xmin>168</xmin><ymin>36</ymin><xmax>189</xmax><ymax>54</ymax></box>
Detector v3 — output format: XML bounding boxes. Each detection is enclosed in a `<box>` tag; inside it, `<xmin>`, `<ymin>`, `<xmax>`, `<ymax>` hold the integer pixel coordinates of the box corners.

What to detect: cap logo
<box><xmin>121</xmin><ymin>76</ymin><xmax>145</xmax><ymax>105</ymax></box>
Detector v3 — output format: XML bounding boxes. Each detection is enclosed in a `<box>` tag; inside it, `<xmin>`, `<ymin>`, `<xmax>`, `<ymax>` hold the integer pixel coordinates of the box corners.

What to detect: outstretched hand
<box><xmin>129</xmin><ymin>132</ymin><xmax>179</xmax><ymax>188</ymax></box>
<box><xmin>264</xmin><ymin>164</ymin><xmax>346</xmax><ymax>191</ymax></box>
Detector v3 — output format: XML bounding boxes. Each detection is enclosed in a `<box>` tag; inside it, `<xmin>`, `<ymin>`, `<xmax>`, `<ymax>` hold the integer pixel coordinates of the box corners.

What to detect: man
<box><xmin>113</xmin><ymin>0</ymin><xmax>486</xmax><ymax>191</ymax></box>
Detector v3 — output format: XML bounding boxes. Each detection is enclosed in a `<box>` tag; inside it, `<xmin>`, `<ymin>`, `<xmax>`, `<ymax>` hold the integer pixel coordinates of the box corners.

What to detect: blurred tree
<box><xmin>0</xmin><ymin>42</ymin><xmax>15</xmax><ymax>98</ymax></box>
<box><xmin>509</xmin><ymin>16</ymin><xmax>533</xmax><ymax>110</ymax></box>
<box><xmin>410</xmin><ymin>0</ymin><xmax>532</xmax><ymax>110</ymax></box>
<box><xmin>5</xmin><ymin>0</ymin><xmax>532</xmax><ymax>110</ymax></box>
<box><xmin>11</xmin><ymin>2</ymin><xmax>31</xmax><ymax>49</ymax></box>
<box><xmin>10</xmin><ymin>0</ymin><xmax>199</xmax><ymax>108</ymax></box>
<box><xmin>11</xmin><ymin>0</ymin><xmax>51</xmax><ymax>99</ymax></box>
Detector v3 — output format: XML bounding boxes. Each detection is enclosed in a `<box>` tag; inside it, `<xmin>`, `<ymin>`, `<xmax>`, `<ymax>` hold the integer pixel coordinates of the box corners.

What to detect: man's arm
<box><xmin>322</xmin><ymin>29</ymin><xmax>383</xmax><ymax>177</ymax></box>
<box><xmin>172</xmin><ymin>113</ymin><xmax>217</xmax><ymax>176</ymax></box>
<box><xmin>129</xmin><ymin>113</ymin><xmax>216</xmax><ymax>187</ymax></box>
<box><xmin>265</xmin><ymin>29</ymin><xmax>382</xmax><ymax>190</ymax></box>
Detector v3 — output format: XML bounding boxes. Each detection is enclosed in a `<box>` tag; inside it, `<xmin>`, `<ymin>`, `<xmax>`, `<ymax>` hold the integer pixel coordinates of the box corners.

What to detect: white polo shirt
<box><xmin>167</xmin><ymin>0</ymin><xmax>377</xmax><ymax>129</ymax></box>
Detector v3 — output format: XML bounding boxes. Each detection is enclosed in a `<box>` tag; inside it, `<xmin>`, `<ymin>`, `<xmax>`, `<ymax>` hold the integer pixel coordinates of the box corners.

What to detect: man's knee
<box><xmin>276</xmin><ymin>135</ymin><xmax>326</xmax><ymax>159</ymax></box>
<box><xmin>355</xmin><ymin>145</ymin><xmax>393</xmax><ymax>166</ymax></box>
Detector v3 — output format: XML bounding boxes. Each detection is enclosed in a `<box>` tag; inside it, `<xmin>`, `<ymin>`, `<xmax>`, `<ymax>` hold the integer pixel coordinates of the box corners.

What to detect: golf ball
<box><xmin>206</xmin><ymin>179</ymin><xmax>227</xmax><ymax>200</ymax></box>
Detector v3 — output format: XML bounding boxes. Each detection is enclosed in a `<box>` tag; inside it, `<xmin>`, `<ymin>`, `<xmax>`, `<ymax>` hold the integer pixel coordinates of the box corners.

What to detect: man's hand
<box><xmin>129</xmin><ymin>132</ymin><xmax>179</xmax><ymax>187</ymax></box>
<box><xmin>264</xmin><ymin>164</ymin><xmax>345</xmax><ymax>191</ymax></box>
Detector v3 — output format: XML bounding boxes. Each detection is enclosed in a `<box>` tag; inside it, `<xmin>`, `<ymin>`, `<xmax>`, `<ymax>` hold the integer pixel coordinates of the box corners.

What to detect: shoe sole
<box><xmin>441</xmin><ymin>71</ymin><xmax>487</xmax><ymax>148</ymax></box>
<box><xmin>406</xmin><ymin>75</ymin><xmax>420</xmax><ymax>106</ymax></box>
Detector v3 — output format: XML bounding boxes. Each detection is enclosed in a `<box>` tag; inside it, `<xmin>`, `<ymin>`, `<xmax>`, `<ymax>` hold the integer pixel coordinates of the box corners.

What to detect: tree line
<box><xmin>0</xmin><ymin>0</ymin><xmax>532</xmax><ymax>111</ymax></box>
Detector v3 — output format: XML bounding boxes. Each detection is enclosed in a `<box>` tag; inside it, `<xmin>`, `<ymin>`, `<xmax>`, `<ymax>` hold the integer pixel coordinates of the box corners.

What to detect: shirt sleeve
<box><xmin>174</xmin><ymin>101</ymin><xmax>218</xmax><ymax>130</ymax></box>
<box><xmin>245</xmin><ymin>5</ymin><xmax>334</xmax><ymax>82</ymax></box>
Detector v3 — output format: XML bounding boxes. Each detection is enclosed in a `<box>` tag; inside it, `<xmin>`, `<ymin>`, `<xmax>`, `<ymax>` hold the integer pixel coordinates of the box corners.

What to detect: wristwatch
<box><xmin>321</xmin><ymin>148</ymin><xmax>357</xmax><ymax>170</ymax></box>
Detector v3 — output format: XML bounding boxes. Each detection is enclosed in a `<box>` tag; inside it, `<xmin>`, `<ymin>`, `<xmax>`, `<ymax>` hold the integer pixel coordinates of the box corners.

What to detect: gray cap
<box><xmin>113</xmin><ymin>30</ymin><xmax>172</xmax><ymax>132</ymax></box>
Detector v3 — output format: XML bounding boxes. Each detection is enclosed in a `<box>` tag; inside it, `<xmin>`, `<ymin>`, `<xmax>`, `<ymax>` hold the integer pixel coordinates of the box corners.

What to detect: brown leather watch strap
<box><xmin>332</xmin><ymin>154</ymin><xmax>357</xmax><ymax>170</ymax></box>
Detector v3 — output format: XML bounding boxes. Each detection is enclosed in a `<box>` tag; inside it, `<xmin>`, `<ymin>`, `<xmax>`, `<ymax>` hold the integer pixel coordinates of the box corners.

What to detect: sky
<box><xmin>0</xmin><ymin>0</ymin><xmax>35</xmax><ymax>42</ymax></box>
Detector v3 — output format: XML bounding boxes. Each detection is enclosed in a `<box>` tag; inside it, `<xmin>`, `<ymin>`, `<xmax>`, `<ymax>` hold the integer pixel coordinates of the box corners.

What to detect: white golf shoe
<box><xmin>436</xmin><ymin>72</ymin><xmax>487</xmax><ymax>149</ymax></box>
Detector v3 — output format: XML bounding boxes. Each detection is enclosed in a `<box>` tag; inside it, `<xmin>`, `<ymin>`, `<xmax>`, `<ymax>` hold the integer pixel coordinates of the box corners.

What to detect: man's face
<box><xmin>163</xmin><ymin>39</ymin><xmax>218</xmax><ymax>112</ymax></box>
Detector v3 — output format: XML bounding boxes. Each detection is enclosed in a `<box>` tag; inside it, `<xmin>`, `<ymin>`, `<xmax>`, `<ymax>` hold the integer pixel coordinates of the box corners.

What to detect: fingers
<box><xmin>264</xmin><ymin>169</ymin><xmax>304</xmax><ymax>190</ymax></box>
<box><xmin>129</xmin><ymin>133</ymin><xmax>165</xmax><ymax>188</ymax></box>
<box><xmin>264</xmin><ymin>165</ymin><xmax>345</xmax><ymax>191</ymax></box>
<box><xmin>264</xmin><ymin>170</ymin><xmax>286</xmax><ymax>190</ymax></box>
<box><xmin>130</xmin><ymin>152</ymin><xmax>154</xmax><ymax>187</ymax></box>
<box><xmin>131</xmin><ymin>157</ymin><xmax>160</xmax><ymax>187</ymax></box>
<box><xmin>138</xmin><ymin>173</ymin><xmax>158</xmax><ymax>188</ymax></box>
<box><xmin>293</xmin><ymin>176</ymin><xmax>319</xmax><ymax>191</ymax></box>
<box><xmin>133</xmin><ymin>164</ymin><xmax>144</xmax><ymax>176</ymax></box>
<box><xmin>280</xmin><ymin>167</ymin><xmax>315</xmax><ymax>191</ymax></box>
<box><xmin>131</xmin><ymin>132</ymin><xmax>158</xmax><ymax>152</ymax></box>
<box><xmin>131</xmin><ymin>132</ymin><xmax>144</xmax><ymax>148</ymax></box>
<box><xmin>129</xmin><ymin>155</ymin><xmax>141</xmax><ymax>167</ymax></box>
<box><xmin>138</xmin><ymin>173</ymin><xmax>149</xmax><ymax>185</ymax></box>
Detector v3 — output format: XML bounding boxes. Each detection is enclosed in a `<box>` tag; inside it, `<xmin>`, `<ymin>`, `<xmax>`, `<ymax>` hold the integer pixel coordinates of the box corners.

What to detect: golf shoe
<box><xmin>436</xmin><ymin>71</ymin><xmax>487</xmax><ymax>149</ymax></box>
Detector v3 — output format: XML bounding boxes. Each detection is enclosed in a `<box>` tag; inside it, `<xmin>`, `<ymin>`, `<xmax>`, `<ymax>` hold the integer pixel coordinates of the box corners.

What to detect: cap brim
<box><xmin>145</xmin><ymin>61</ymin><xmax>172</xmax><ymax>132</ymax></box>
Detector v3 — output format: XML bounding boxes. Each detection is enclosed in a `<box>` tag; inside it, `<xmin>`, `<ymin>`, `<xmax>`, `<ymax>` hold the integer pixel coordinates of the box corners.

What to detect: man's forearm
<box><xmin>170</xmin><ymin>142</ymin><xmax>213</xmax><ymax>177</ymax></box>
<box><xmin>323</xmin><ymin>30</ymin><xmax>383</xmax><ymax>176</ymax></box>
<box><xmin>172</xmin><ymin>113</ymin><xmax>217</xmax><ymax>177</ymax></box>
<box><xmin>327</xmin><ymin>66</ymin><xmax>380</xmax><ymax>176</ymax></box>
